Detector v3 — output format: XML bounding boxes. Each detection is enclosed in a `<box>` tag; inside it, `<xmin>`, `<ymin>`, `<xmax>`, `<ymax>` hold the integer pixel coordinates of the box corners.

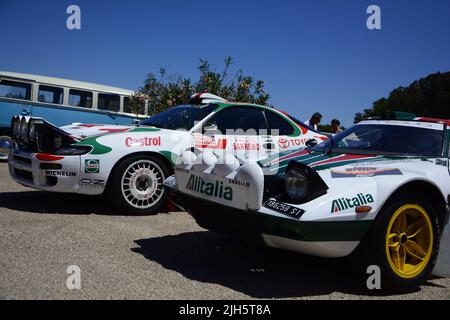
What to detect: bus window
<box><xmin>123</xmin><ymin>97</ymin><xmax>131</xmax><ymax>113</ymax></box>
<box><xmin>69</xmin><ymin>89</ymin><xmax>92</xmax><ymax>108</ymax></box>
<box><xmin>38</xmin><ymin>85</ymin><xmax>63</xmax><ymax>104</ymax></box>
<box><xmin>0</xmin><ymin>80</ymin><xmax>31</xmax><ymax>100</ymax></box>
<box><xmin>123</xmin><ymin>96</ymin><xmax>145</xmax><ymax>115</ymax></box>
<box><xmin>98</xmin><ymin>93</ymin><xmax>120</xmax><ymax>112</ymax></box>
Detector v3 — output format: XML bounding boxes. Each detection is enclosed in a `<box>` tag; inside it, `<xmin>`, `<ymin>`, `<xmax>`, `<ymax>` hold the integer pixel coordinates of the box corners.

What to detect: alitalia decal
<box><xmin>186</xmin><ymin>175</ymin><xmax>233</xmax><ymax>200</ymax></box>
<box><xmin>331</xmin><ymin>193</ymin><xmax>374</xmax><ymax>213</ymax></box>
<box><xmin>331</xmin><ymin>167</ymin><xmax>402</xmax><ymax>178</ymax></box>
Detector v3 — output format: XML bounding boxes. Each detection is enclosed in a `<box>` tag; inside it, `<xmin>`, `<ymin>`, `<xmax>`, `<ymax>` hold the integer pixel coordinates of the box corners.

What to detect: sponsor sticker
<box><xmin>227</xmin><ymin>178</ymin><xmax>250</xmax><ymax>187</ymax></box>
<box><xmin>186</xmin><ymin>175</ymin><xmax>233</xmax><ymax>200</ymax></box>
<box><xmin>331</xmin><ymin>193</ymin><xmax>374</xmax><ymax>213</ymax></box>
<box><xmin>79</xmin><ymin>178</ymin><xmax>105</xmax><ymax>187</ymax></box>
<box><xmin>233</xmin><ymin>137</ymin><xmax>260</xmax><ymax>151</ymax></box>
<box><xmin>85</xmin><ymin>159</ymin><xmax>100</xmax><ymax>174</ymax></box>
<box><xmin>193</xmin><ymin>134</ymin><xmax>227</xmax><ymax>149</ymax></box>
<box><xmin>125</xmin><ymin>136</ymin><xmax>161</xmax><ymax>147</ymax></box>
<box><xmin>331</xmin><ymin>167</ymin><xmax>402</xmax><ymax>178</ymax></box>
<box><xmin>45</xmin><ymin>170</ymin><xmax>76</xmax><ymax>177</ymax></box>
<box><xmin>277</xmin><ymin>137</ymin><xmax>312</xmax><ymax>149</ymax></box>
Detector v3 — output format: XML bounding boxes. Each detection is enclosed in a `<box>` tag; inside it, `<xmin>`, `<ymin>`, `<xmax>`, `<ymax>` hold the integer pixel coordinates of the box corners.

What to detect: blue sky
<box><xmin>1</xmin><ymin>0</ymin><xmax>449</xmax><ymax>127</ymax></box>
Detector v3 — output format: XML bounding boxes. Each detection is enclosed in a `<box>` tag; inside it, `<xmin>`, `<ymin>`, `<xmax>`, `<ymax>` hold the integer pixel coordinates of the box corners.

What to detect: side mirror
<box><xmin>0</xmin><ymin>136</ymin><xmax>12</xmax><ymax>160</ymax></box>
<box><xmin>305</xmin><ymin>138</ymin><xmax>318</xmax><ymax>148</ymax></box>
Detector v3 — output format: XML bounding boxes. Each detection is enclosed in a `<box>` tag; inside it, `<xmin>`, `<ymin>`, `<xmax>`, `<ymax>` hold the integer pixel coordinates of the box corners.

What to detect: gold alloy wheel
<box><xmin>385</xmin><ymin>204</ymin><xmax>434</xmax><ymax>279</ymax></box>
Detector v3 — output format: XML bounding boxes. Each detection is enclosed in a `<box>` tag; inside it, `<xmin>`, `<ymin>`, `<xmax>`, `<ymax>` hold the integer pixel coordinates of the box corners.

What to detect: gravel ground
<box><xmin>0</xmin><ymin>162</ymin><xmax>449</xmax><ymax>300</ymax></box>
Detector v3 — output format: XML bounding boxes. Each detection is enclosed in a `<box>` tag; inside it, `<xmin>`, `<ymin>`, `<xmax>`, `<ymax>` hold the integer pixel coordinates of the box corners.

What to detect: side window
<box><xmin>123</xmin><ymin>96</ymin><xmax>146</xmax><ymax>115</ymax></box>
<box><xmin>98</xmin><ymin>93</ymin><xmax>120</xmax><ymax>112</ymax></box>
<box><xmin>123</xmin><ymin>97</ymin><xmax>131</xmax><ymax>113</ymax></box>
<box><xmin>204</xmin><ymin>107</ymin><xmax>268</xmax><ymax>135</ymax></box>
<box><xmin>69</xmin><ymin>89</ymin><xmax>92</xmax><ymax>108</ymax></box>
<box><xmin>38</xmin><ymin>85</ymin><xmax>63</xmax><ymax>104</ymax></box>
<box><xmin>265</xmin><ymin>110</ymin><xmax>295</xmax><ymax>136</ymax></box>
<box><xmin>0</xmin><ymin>80</ymin><xmax>31</xmax><ymax>100</ymax></box>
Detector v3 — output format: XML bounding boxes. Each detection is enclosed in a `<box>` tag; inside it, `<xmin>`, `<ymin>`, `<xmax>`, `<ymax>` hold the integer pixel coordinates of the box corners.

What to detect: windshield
<box><xmin>139</xmin><ymin>104</ymin><xmax>217</xmax><ymax>130</ymax></box>
<box><xmin>311</xmin><ymin>123</ymin><xmax>445</xmax><ymax>157</ymax></box>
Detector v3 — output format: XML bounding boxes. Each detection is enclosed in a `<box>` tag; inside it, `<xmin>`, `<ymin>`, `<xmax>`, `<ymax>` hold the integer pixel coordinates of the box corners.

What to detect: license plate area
<box><xmin>263</xmin><ymin>199</ymin><xmax>305</xmax><ymax>219</ymax></box>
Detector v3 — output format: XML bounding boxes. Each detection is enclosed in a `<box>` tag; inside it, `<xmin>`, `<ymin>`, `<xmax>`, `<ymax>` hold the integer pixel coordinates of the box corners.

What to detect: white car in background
<box><xmin>8</xmin><ymin>93</ymin><xmax>327</xmax><ymax>214</ymax></box>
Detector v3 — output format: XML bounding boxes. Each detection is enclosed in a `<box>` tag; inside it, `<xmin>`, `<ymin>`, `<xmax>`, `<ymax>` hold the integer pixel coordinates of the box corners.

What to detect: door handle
<box><xmin>21</xmin><ymin>109</ymin><xmax>30</xmax><ymax>115</ymax></box>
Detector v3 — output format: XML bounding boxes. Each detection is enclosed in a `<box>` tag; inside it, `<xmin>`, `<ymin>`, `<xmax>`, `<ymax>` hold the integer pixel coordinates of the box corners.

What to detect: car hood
<box><xmin>60</xmin><ymin>123</ymin><xmax>155</xmax><ymax>140</ymax></box>
<box><xmin>260</xmin><ymin>149</ymin><xmax>442</xmax><ymax>176</ymax></box>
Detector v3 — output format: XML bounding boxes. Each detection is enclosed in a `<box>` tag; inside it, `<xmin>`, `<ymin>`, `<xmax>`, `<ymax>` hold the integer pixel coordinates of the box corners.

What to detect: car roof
<box><xmin>414</xmin><ymin>117</ymin><xmax>450</xmax><ymax>126</ymax></box>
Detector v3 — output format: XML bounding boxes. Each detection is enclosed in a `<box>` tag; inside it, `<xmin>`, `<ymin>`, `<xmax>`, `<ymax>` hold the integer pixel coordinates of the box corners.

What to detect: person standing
<box><xmin>304</xmin><ymin>112</ymin><xmax>322</xmax><ymax>131</ymax></box>
<box><xmin>331</xmin><ymin>119</ymin><xmax>343</xmax><ymax>134</ymax></box>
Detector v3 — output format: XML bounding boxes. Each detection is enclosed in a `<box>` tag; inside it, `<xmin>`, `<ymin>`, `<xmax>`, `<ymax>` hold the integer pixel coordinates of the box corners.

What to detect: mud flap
<box><xmin>433</xmin><ymin>221</ymin><xmax>450</xmax><ymax>277</ymax></box>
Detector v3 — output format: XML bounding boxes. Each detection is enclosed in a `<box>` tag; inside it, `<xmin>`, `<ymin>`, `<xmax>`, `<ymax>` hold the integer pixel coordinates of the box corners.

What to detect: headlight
<box><xmin>28</xmin><ymin>120</ymin><xmax>37</xmax><ymax>143</ymax></box>
<box><xmin>19</xmin><ymin>117</ymin><xmax>28</xmax><ymax>140</ymax></box>
<box><xmin>11</xmin><ymin>117</ymin><xmax>20</xmax><ymax>138</ymax></box>
<box><xmin>285</xmin><ymin>167</ymin><xmax>308</xmax><ymax>201</ymax></box>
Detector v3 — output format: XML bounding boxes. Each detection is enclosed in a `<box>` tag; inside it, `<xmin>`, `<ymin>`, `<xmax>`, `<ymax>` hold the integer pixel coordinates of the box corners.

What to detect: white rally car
<box><xmin>169</xmin><ymin>116</ymin><xmax>450</xmax><ymax>292</ymax></box>
<box><xmin>8</xmin><ymin>93</ymin><xmax>327</xmax><ymax>214</ymax></box>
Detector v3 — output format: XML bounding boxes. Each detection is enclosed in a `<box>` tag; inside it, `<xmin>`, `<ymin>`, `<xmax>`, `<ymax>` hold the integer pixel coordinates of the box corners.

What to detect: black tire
<box><xmin>107</xmin><ymin>154</ymin><xmax>170</xmax><ymax>215</ymax></box>
<box><xmin>354</xmin><ymin>196</ymin><xmax>441</xmax><ymax>293</ymax></box>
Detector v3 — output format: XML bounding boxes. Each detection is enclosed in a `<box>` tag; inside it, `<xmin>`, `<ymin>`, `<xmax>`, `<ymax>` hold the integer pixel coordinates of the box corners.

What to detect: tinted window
<box><xmin>38</xmin><ymin>85</ymin><xmax>63</xmax><ymax>104</ymax></box>
<box><xmin>140</xmin><ymin>104</ymin><xmax>217</xmax><ymax>130</ymax></box>
<box><xmin>69</xmin><ymin>89</ymin><xmax>92</xmax><ymax>108</ymax></box>
<box><xmin>98</xmin><ymin>93</ymin><xmax>120</xmax><ymax>112</ymax></box>
<box><xmin>313</xmin><ymin>123</ymin><xmax>444</xmax><ymax>157</ymax></box>
<box><xmin>0</xmin><ymin>80</ymin><xmax>31</xmax><ymax>100</ymax></box>
<box><xmin>204</xmin><ymin>107</ymin><xmax>268</xmax><ymax>135</ymax></box>
<box><xmin>265</xmin><ymin>110</ymin><xmax>294</xmax><ymax>135</ymax></box>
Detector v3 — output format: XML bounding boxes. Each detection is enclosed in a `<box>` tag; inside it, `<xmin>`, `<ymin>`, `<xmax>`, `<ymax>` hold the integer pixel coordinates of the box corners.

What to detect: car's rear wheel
<box><xmin>108</xmin><ymin>155</ymin><xmax>170</xmax><ymax>215</ymax></box>
<box><xmin>356</xmin><ymin>197</ymin><xmax>440</xmax><ymax>292</ymax></box>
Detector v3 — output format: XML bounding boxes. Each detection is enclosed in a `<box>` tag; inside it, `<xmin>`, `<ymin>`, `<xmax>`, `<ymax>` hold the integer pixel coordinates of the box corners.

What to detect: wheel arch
<box><xmin>105</xmin><ymin>151</ymin><xmax>174</xmax><ymax>191</ymax></box>
<box><xmin>377</xmin><ymin>179</ymin><xmax>448</xmax><ymax>229</ymax></box>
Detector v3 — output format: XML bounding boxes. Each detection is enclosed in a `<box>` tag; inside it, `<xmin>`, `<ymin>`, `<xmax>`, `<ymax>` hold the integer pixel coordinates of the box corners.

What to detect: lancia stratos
<box><xmin>8</xmin><ymin>93</ymin><xmax>326</xmax><ymax>214</ymax></box>
<box><xmin>168</xmin><ymin>116</ymin><xmax>450</xmax><ymax>292</ymax></box>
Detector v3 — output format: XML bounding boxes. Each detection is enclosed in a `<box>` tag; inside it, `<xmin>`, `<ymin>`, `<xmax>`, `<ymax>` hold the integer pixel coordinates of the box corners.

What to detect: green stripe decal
<box><xmin>160</xmin><ymin>150</ymin><xmax>177</xmax><ymax>165</ymax></box>
<box><xmin>75</xmin><ymin>137</ymin><xmax>112</xmax><ymax>155</ymax></box>
<box><xmin>128</xmin><ymin>127</ymin><xmax>161</xmax><ymax>132</ymax></box>
<box><xmin>254</xmin><ymin>212</ymin><xmax>373</xmax><ymax>242</ymax></box>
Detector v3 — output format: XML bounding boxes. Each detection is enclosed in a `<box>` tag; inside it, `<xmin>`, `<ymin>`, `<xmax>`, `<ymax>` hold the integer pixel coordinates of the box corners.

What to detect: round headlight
<box><xmin>28</xmin><ymin>120</ymin><xmax>36</xmax><ymax>143</ymax></box>
<box><xmin>12</xmin><ymin>117</ymin><xmax>20</xmax><ymax>138</ymax></box>
<box><xmin>285</xmin><ymin>167</ymin><xmax>308</xmax><ymax>201</ymax></box>
<box><xmin>19</xmin><ymin>117</ymin><xmax>28</xmax><ymax>140</ymax></box>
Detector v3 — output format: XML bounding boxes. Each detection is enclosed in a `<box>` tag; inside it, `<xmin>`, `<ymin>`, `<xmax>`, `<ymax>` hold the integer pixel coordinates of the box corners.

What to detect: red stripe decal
<box><xmin>310</xmin><ymin>154</ymin><xmax>374</xmax><ymax>167</ymax></box>
<box><xmin>35</xmin><ymin>153</ymin><xmax>65</xmax><ymax>161</ymax></box>
<box><xmin>99</xmin><ymin>128</ymin><xmax>129</xmax><ymax>133</ymax></box>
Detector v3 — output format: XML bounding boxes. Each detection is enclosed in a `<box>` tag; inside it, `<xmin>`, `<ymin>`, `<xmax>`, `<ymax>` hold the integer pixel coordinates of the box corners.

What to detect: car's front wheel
<box><xmin>357</xmin><ymin>197</ymin><xmax>440</xmax><ymax>292</ymax></box>
<box><xmin>108</xmin><ymin>155</ymin><xmax>170</xmax><ymax>215</ymax></box>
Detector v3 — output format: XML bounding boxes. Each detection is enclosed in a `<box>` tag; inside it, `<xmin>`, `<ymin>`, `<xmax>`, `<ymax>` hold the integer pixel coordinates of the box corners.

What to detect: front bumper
<box><xmin>179</xmin><ymin>193</ymin><xmax>370</xmax><ymax>257</ymax></box>
<box><xmin>8</xmin><ymin>149</ymin><xmax>81</xmax><ymax>193</ymax></box>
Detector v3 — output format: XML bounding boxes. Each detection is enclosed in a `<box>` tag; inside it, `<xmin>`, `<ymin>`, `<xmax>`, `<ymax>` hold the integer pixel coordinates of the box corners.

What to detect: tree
<box><xmin>133</xmin><ymin>57</ymin><xmax>271</xmax><ymax>116</ymax></box>
<box><xmin>354</xmin><ymin>72</ymin><xmax>450</xmax><ymax>123</ymax></box>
